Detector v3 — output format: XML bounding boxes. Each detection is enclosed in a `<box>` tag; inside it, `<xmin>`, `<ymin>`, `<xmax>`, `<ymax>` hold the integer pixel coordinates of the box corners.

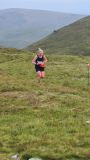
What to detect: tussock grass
<box><xmin>0</xmin><ymin>48</ymin><xmax>90</xmax><ymax>160</ymax></box>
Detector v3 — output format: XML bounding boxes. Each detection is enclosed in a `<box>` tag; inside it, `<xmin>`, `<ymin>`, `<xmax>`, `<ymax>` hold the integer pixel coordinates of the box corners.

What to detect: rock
<box><xmin>29</xmin><ymin>158</ymin><xmax>42</xmax><ymax>160</ymax></box>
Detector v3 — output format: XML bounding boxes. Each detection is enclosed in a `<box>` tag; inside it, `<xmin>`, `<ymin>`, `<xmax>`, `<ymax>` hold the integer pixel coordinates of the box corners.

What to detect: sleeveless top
<box><xmin>35</xmin><ymin>55</ymin><xmax>44</xmax><ymax>65</ymax></box>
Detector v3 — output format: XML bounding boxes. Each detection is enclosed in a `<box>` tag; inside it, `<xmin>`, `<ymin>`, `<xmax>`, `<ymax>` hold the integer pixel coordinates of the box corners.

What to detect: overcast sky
<box><xmin>0</xmin><ymin>0</ymin><xmax>90</xmax><ymax>15</ymax></box>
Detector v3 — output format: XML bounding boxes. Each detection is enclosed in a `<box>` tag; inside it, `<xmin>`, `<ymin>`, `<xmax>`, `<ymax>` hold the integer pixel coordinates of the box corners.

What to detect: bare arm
<box><xmin>32</xmin><ymin>55</ymin><xmax>37</xmax><ymax>64</ymax></box>
<box><xmin>43</xmin><ymin>55</ymin><xmax>48</xmax><ymax>63</ymax></box>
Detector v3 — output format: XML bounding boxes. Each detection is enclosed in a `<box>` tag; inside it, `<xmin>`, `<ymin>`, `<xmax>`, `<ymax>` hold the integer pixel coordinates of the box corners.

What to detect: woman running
<box><xmin>32</xmin><ymin>48</ymin><xmax>47</xmax><ymax>82</ymax></box>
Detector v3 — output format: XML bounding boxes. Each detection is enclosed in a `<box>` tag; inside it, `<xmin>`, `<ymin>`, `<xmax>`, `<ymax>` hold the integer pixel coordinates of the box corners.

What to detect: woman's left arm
<box><xmin>44</xmin><ymin>55</ymin><xmax>48</xmax><ymax>63</ymax></box>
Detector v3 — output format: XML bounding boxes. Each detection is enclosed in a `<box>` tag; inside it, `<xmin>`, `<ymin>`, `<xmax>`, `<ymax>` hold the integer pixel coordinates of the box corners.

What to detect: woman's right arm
<box><xmin>32</xmin><ymin>55</ymin><xmax>37</xmax><ymax>64</ymax></box>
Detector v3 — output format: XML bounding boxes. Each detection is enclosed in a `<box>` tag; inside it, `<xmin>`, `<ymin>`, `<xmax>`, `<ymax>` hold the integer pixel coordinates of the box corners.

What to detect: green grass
<box><xmin>0</xmin><ymin>48</ymin><xmax>90</xmax><ymax>160</ymax></box>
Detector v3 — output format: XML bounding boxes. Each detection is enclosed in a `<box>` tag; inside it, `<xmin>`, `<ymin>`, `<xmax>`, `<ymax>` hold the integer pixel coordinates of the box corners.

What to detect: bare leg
<box><xmin>37</xmin><ymin>71</ymin><xmax>41</xmax><ymax>82</ymax></box>
<box><xmin>41</xmin><ymin>71</ymin><xmax>45</xmax><ymax>78</ymax></box>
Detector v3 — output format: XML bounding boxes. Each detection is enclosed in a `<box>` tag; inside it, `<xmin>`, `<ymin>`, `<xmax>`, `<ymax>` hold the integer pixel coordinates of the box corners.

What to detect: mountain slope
<box><xmin>26</xmin><ymin>16</ymin><xmax>90</xmax><ymax>55</ymax></box>
<box><xmin>0</xmin><ymin>8</ymin><xmax>84</xmax><ymax>48</ymax></box>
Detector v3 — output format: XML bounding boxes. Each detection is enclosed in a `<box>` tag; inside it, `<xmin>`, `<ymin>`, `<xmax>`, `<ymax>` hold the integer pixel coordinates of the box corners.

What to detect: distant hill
<box><xmin>0</xmin><ymin>8</ymin><xmax>84</xmax><ymax>49</ymax></box>
<box><xmin>26</xmin><ymin>16</ymin><xmax>90</xmax><ymax>55</ymax></box>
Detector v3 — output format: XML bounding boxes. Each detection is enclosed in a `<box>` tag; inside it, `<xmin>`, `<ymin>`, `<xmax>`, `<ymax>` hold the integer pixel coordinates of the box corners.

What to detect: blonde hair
<box><xmin>37</xmin><ymin>48</ymin><xmax>44</xmax><ymax>54</ymax></box>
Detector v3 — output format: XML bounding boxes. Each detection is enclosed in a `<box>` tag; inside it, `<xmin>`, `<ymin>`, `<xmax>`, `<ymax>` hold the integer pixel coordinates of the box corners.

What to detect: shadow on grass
<box><xmin>38</xmin><ymin>154</ymin><xmax>90</xmax><ymax>160</ymax></box>
<box><xmin>21</xmin><ymin>153</ymin><xmax>90</xmax><ymax>160</ymax></box>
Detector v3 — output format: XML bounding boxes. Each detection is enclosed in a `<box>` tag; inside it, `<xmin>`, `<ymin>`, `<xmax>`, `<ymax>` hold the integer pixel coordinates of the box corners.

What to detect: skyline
<box><xmin>0</xmin><ymin>0</ymin><xmax>90</xmax><ymax>15</ymax></box>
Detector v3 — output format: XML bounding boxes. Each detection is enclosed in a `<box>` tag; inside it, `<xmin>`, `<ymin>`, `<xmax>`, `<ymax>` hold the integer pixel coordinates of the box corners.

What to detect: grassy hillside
<box><xmin>0</xmin><ymin>48</ymin><xmax>90</xmax><ymax>160</ymax></box>
<box><xmin>0</xmin><ymin>8</ymin><xmax>84</xmax><ymax>49</ymax></box>
<box><xmin>26</xmin><ymin>16</ymin><xmax>90</xmax><ymax>55</ymax></box>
